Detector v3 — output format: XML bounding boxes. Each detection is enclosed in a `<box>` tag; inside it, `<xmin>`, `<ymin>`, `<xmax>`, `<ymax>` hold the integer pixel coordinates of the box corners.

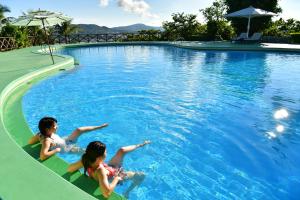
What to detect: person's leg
<box><xmin>66</xmin><ymin>123</ymin><xmax>108</xmax><ymax>142</ymax></box>
<box><xmin>108</xmin><ymin>140</ymin><xmax>150</xmax><ymax>167</ymax></box>
<box><xmin>63</xmin><ymin>144</ymin><xmax>85</xmax><ymax>154</ymax></box>
<box><xmin>122</xmin><ymin>171</ymin><xmax>145</xmax><ymax>198</ymax></box>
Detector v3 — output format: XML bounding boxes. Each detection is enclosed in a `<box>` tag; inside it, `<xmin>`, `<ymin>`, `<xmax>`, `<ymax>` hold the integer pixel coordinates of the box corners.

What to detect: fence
<box><xmin>51</xmin><ymin>33</ymin><xmax>162</xmax><ymax>44</ymax></box>
<box><xmin>0</xmin><ymin>33</ymin><xmax>294</xmax><ymax>52</ymax></box>
<box><xmin>0</xmin><ymin>37</ymin><xmax>16</xmax><ymax>51</ymax></box>
<box><xmin>0</xmin><ymin>33</ymin><xmax>162</xmax><ymax>51</ymax></box>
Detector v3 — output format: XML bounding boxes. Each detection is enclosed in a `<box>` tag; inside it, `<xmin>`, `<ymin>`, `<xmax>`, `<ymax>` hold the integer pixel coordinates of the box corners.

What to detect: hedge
<box><xmin>290</xmin><ymin>33</ymin><xmax>300</xmax><ymax>44</ymax></box>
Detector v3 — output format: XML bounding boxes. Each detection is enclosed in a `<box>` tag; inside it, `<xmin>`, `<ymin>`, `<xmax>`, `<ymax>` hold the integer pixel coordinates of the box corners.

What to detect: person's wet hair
<box><xmin>82</xmin><ymin>141</ymin><xmax>106</xmax><ymax>175</ymax></box>
<box><xmin>38</xmin><ymin>117</ymin><xmax>57</xmax><ymax>137</ymax></box>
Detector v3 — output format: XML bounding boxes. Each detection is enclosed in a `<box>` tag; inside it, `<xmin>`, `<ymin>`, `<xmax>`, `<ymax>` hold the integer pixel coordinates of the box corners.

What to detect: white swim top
<box><xmin>38</xmin><ymin>133</ymin><xmax>66</xmax><ymax>147</ymax></box>
<box><xmin>50</xmin><ymin>134</ymin><xmax>66</xmax><ymax>147</ymax></box>
<box><xmin>38</xmin><ymin>133</ymin><xmax>83</xmax><ymax>153</ymax></box>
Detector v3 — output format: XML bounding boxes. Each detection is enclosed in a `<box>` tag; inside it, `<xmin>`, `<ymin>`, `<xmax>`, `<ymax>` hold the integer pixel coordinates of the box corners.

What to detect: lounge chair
<box><xmin>244</xmin><ymin>32</ymin><xmax>262</xmax><ymax>42</ymax></box>
<box><xmin>232</xmin><ymin>32</ymin><xmax>248</xmax><ymax>42</ymax></box>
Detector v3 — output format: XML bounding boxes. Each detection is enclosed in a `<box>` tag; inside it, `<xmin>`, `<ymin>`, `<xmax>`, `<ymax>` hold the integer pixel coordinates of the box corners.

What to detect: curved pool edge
<box><xmin>61</xmin><ymin>41</ymin><xmax>300</xmax><ymax>53</ymax></box>
<box><xmin>0</xmin><ymin>46</ymin><xmax>124</xmax><ymax>200</ymax></box>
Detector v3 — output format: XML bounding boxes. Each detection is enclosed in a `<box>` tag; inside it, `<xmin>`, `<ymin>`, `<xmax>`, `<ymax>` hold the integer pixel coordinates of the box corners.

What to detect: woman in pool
<box><xmin>28</xmin><ymin>116</ymin><xmax>108</xmax><ymax>160</ymax></box>
<box><xmin>68</xmin><ymin>140</ymin><xmax>150</xmax><ymax>198</ymax></box>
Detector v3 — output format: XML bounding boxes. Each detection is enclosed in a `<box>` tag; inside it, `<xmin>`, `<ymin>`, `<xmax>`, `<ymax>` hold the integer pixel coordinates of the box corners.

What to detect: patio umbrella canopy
<box><xmin>225</xmin><ymin>6</ymin><xmax>277</xmax><ymax>38</ymax></box>
<box><xmin>12</xmin><ymin>10</ymin><xmax>72</xmax><ymax>64</ymax></box>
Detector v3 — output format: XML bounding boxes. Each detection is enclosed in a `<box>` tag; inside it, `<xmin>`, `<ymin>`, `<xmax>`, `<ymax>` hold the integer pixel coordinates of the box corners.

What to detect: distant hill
<box><xmin>74</xmin><ymin>24</ymin><xmax>112</xmax><ymax>34</ymax></box>
<box><xmin>111</xmin><ymin>23</ymin><xmax>163</xmax><ymax>33</ymax></box>
<box><xmin>74</xmin><ymin>23</ymin><xmax>163</xmax><ymax>34</ymax></box>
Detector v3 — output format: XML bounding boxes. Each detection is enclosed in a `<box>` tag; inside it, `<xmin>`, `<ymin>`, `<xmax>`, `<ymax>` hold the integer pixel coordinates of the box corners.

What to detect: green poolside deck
<box><xmin>0</xmin><ymin>42</ymin><xmax>300</xmax><ymax>200</ymax></box>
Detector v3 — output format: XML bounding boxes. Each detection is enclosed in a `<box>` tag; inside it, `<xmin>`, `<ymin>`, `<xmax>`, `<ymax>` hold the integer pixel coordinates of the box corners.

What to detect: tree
<box><xmin>200</xmin><ymin>0</ymin><xmax>234</xmax><ymax>40</ymax></box>
<box><xmin>162</xmin><ymin>13</ymin><xmax>201</xmax><ymax>40</ymax></box>
<box><xmin>0</xmin><ymin>4</ymin><xmax>10</xmax><ymax>31</ymax></box>
<box><xmin>0</xmin><ymin>4</ymin><xmax>10</xmax><ymax>21</ymax></box>
<box><xmin>27</xmin><ymin>26</ymin><xmax>48</xmax><ymax>45</ymax></box>
<box><xmin>224</xmin><ymin>0</ymin><xmax>281</xmax><ymax>34</ymax></box>
<box><xmin>1</xmin><ymin>24</ymin><xmax>31</xmax><ymax>47</ymax></box>
<box><xmin>55</xmin><ymin>21</ymin><xmax>78</xmax><ymax>43</ymax></box>
<box><xmin>201</xmin><ymin>0</ymin><xmax>227</xmax><ymax>22</ymax></box>
<box><xmin>264</xmin><ymin>18</ymin><xmax>300</xmax><ymax>36</ymax></box>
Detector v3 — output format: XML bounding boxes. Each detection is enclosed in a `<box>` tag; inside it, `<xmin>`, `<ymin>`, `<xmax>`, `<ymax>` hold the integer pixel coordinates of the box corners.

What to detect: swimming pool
<box><xmin>23</xmin><ymin>45</ymin><xmax>300</xmax><ymax>199</ymax></box>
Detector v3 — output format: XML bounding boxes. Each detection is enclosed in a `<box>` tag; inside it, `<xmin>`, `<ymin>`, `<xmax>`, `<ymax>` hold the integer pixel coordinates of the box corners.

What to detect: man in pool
<box><xmin>28</xmin><ymin>116</ymin><xmax>108</xmax><ymax>160</ymax></box>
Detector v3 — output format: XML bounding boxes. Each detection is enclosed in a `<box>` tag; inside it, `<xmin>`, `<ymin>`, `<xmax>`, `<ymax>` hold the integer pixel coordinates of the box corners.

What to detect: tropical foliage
<box><xmin>200</xmin><ymin>0</ymin><xmax>234</xmax><ymax>40</ymax></box>
<box><xmin>0</xmin><ymin>4</ymin><xmax>10</xmax><ymax>32</ymax></box>
<box><xmin>55</xmin><ymin>20</ymin><xmax>79</xmax><ymax>43</ymax></box>
<box><xmin>264</xmin><ymin>18</ymin><xmax>300</xmax><ymax>36</ymax></box>
<box><xmin>134</xmin><ymin>30</ymin><xmax>162</xmax><ymax>41</ymax></box>
<box><xmin>162</xmin><ymin>13</ymin><xmax>201</xmax><ymax>40</ymax></box>
<box><xmin>1</xmin><ymin>24</ymin><xmax>31</xmax><ymax>47</ymax></box>
<box><xmin>0</xmin><ymin>4</ymin><xmax>10</xmax><ymax>22</ymax></box>
<box><xmin>1</xmin><ymin>4</ymin><xmax>31</xmax><ymax>48</ymax></box>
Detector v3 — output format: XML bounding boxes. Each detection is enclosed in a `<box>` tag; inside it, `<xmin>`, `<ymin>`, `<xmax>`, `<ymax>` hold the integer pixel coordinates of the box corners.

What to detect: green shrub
<box><xmin>1</xmin><ymin>24</ymin><xmax>31</xmax><ymax>48</ymax></box>
<box><xmin>206</xmin><ymin>20</ymin><xmax>234</xmax><ymax>40</ymax></box>
<box><xmin>290</xmin><ymin>33</ymin><xmax>300</xmax><ymax>44</ymax></box>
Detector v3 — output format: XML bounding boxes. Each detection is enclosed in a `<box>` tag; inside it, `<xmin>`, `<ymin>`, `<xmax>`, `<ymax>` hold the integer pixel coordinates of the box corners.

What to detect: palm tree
<box><xmin>0</xmin><ymin>4</ymin><xmax>10</xmax><ymax>21</ymax></box>
<box><xmin>56</xmin><ymin>21</ymin><xmax>78</xmax><ymax>43</ymax></box>
<box><xmin>0</xmin><ymin>4</ymin><xmax>10</xmax><ymax>30</ymax></box>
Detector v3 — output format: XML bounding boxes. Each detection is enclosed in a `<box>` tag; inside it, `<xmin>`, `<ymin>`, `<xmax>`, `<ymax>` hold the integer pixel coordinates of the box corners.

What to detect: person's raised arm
<box><xmin>96</xmin><ymin>168</ymin><xmax>122</xmax><ymax>198</ymax></box>
<box><xmin>40</xmin><ymin>139</ymin><xmax>61</xmax><ymax>161</ymax></box>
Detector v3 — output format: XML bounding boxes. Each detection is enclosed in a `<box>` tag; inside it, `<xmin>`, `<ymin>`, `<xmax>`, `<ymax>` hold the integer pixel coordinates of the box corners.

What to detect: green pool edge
<box><xmin>0</xmin><ymin>41</ymin><xmax>300</xmax><ymax>200</ymax></box>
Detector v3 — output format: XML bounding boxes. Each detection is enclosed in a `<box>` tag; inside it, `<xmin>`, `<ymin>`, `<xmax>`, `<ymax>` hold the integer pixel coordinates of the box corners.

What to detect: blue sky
<box><xmin>2</xmin><ymin>0</ymin><xmax>300</xmax><ymax>27</ymax></box>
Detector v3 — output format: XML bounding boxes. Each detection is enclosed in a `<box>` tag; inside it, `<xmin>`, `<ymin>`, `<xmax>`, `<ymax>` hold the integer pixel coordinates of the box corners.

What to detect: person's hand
<box><xmin>116</xmin><ymin>175</ymin><xmax>123</xmax><ymax>181</ymax></box>
<box><xmin>115</xmin><ymin>168</ymin><xmax>125</xmax><ymax>180</ymax></box>
<box><xmin>55</xmin><ymin>147</ymin><xmax>61</xmax><ymax>153</ymax></box>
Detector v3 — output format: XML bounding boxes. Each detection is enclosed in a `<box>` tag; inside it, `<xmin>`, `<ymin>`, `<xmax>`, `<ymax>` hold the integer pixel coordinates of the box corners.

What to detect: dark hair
<box><xmin>38</xmin><ymin>117</ymin><xmax>57</xmax><ymax>137</ymax></box>
<box><xmin>82</xmin><ymin>141</ymin><xmax>106</xmax><ymax>175</ymax></box>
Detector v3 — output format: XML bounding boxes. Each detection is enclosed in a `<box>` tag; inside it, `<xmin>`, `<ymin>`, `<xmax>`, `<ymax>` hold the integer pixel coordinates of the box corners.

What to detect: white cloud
<box><xmin>99</xmin><ymin>0</ymin><xmax>110</xmax><ymax>7</ymax></box>
<box><xmin>117</xmin><ymin>0</ymin><xmax>159</xmax><ymax>18</ymax></box>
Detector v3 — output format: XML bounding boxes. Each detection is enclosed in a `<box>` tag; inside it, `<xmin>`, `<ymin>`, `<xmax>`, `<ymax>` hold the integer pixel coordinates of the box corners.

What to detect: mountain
<box><xmin>74</xmin><ymin>24</ymin><xmax>112</xmax><ymax>34</ymax></box>
<box><xmin>74</xmin><ymin>23</ymin><xmax>162</xmax><ymax>34</ymax></box>
<box><xmin>111</xmin><ymin>23</ymin><xmax>163</xmax><ymax>33</ymax></box>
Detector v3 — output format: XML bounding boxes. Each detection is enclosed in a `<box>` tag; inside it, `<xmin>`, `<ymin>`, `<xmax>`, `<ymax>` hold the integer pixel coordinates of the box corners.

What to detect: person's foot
<box><xmin>100</xmin><ymin>123</ymin><xmax>109</xmax><ymax>128</ymax></box>
<box><xmin>138</xmin><ymin>140</ymin><xmax>151</xmax><ymax>147</ymax></box>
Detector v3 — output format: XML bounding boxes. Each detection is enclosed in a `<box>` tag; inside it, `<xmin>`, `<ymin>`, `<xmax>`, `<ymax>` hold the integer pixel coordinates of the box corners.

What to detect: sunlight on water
<box><xmin>274</xmin><ymin>109</ymin><xmax>289</xmax><ymax>119</ymax></box>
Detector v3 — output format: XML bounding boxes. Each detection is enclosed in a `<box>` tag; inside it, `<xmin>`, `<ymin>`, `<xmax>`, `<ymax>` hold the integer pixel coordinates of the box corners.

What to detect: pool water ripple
<box><xmin>23</xmin><ymin>45</ymin><xmax>300</xmax><ymax>199</ymax></box>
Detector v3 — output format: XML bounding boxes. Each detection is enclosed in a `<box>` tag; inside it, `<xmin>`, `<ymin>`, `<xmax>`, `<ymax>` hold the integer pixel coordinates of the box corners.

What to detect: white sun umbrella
<box><xmin>12</xmin><ymin>10</ymin><xmax>72</xmax><ymax>64</ymax></box>
<box><xmin>225</xmin><ymin>6</ymin><xmax>277</xmax><ymax>38</ymax></box>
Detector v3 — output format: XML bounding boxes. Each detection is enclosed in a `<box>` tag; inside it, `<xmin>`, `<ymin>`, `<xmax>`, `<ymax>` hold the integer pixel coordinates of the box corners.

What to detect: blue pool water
<box><xmin>23</xmin><ymin>45</ymin><xmax>300</xmax><ymax>199</ymax></box>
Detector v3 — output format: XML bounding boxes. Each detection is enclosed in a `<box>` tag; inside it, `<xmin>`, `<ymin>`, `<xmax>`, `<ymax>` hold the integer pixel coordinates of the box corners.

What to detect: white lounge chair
<box><xmin>244</xmin><ymin>32</ymin><xmax>262</xmax><ymax>41</ymax></box>
<box><xmin>232</xmin><ymin>32</ymin><xmax>248</xmax><ymax>41</ymax></box>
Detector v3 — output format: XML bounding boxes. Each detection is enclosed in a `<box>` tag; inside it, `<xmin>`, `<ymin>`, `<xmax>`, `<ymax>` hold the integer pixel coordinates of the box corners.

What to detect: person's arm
<box><xmin>28</xmin><ymin>134</ymin><xmax>40</xmax><ymax>145</ymax></box>
<box><xmin>40</xmin><ymin>139</ymin><xmax>61</xmax><ymax>161</ymax></box>
<box><xmin>67</xmin><ymin>160</ymin><xmax>83</xmax><ymax>173</ymax></box>
<box><xmin>96</xmin><ymin>168</ymin><xmax>122</xmax><ymax>198</ymax></box>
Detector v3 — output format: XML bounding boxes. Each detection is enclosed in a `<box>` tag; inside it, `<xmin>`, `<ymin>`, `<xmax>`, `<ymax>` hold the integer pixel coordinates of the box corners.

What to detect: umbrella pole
<box><xmin>246</xmin><ymin>16</ymin><xmax>251</xmax><ymax>38</ymax></box>
<box><xmin>41</xmin><ymin>19</ymin><xmax>55</xmax><ymax>64</ymax></box>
